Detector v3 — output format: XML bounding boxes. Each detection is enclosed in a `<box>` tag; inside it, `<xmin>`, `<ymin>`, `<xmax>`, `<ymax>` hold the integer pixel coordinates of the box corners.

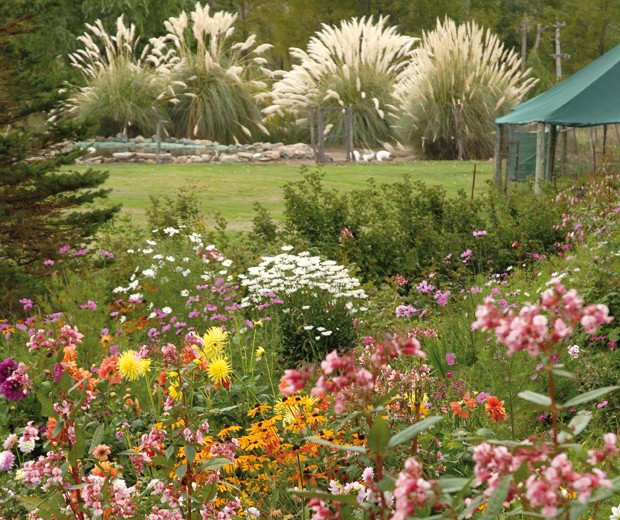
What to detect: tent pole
<box><xmin>494</xmin><ymin>124</ymin><xmax>503</xmax><ymax>189</ymax></box>
<box><xmin>546</xmin><ymin>124</ymin><xmax>558</xmax><ymax>185</ymax></box>
<box><xmin>535</xmin><ymin>123</ymin><xmax>545</xmax><ymax>194</ymax></box>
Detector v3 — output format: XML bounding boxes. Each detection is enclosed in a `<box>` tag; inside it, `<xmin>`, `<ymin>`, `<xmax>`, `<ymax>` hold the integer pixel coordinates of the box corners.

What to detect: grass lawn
<box><xmin>75</xmin><ymin>160</ymin><xmax>493</xmax><ymax>231</ymax></box>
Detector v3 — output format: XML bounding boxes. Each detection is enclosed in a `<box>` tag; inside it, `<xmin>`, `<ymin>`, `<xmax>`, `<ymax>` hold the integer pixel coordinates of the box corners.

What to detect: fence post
<box><xmin>455</xmin><ymin>102</ymin><xmax>465</xmax><ymax>160</ymax></box>
<box><xmin>344</xmin><ymin>106</ymin><xmax>353</xmax><ymax>162</ymax></box>
<box><xmin>317</xmin><ymin>106</ymin><xmax>325</xmax><ymax>164</ymax></box>
<box><xmin>308</xmin><ymin>105</ymin><xmax>316</xmax><ymax>160</ymax></box>
<box><xmin>535</xmin><ymin>123</ymin><xmax>545</xmax><ymax>194</ymax></box>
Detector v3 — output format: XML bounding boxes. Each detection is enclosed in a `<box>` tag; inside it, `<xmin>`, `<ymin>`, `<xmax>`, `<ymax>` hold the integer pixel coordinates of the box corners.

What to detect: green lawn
<box><xmin>76</xmin><ymin>160</ymin><xmax>493</xmax><ymax>231</ymax></box>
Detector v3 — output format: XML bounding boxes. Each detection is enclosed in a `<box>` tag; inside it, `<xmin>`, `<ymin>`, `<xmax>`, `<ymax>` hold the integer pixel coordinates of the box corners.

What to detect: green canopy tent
<box><xmin>494</xmin><ymin>43</ymin><xmax>620</xmax><ymax>191</ymax></box>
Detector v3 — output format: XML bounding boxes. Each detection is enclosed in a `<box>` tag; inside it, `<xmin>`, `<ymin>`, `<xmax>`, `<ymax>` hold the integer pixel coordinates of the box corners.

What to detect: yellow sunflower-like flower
<box><xmin>208</xmin><ymin>357</ymin><xmax>232</xmax><ymax>387</ymax></box>
<box><xmin>117</xmin><ymin>350</ymin><xmax>151</xmax><ymax>381</ymax></box>
<box><xmin>203</xmin><ymin>327</ymin><xmax>229</xmax><ymax>360</ymax></box>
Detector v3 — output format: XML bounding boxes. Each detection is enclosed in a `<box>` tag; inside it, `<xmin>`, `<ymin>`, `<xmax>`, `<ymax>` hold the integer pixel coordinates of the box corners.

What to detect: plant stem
<box><xmin>546</xmin><ymin>357</ymin><xmax>559</xmax><ymax>449</ymax></box>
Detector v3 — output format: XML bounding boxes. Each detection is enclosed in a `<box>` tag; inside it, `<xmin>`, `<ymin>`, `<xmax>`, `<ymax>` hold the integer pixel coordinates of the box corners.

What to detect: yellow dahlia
<box><xmin>202</xmin><ymin>327</ymin><xmax>229</xmax><ymax>360</ymax></box>
<box><xmin>208</xmin><ymin>357</ymin><xmax>231</xmax><ymax>387</ymax></box>
<box><xmin>117</xmin><ymin>350</ymin><xmax>151</xmax><ymax>381</ymax></box>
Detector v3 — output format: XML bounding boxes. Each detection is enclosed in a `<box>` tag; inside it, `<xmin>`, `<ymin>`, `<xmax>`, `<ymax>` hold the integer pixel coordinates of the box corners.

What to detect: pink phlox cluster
<box><xmin>146</xmin><ymin>479</ymin><xmax>182</xmax><ymax>508</ymax></box>
<box><xmin>209</xmin><ymin>438</ymin><xmax>239</xmax><ymax>461</ymax></box>
<box><xmin>81</xmin><ymin>475</ymin><xmax>137</xmax><ymax>518</ymax></box>
<box><xmin>147</xmin><ymin>507</ymin><xmax>184</xmax><ymax>520</ymax></box>
<box><xmin>20</xmin><ymin>450</ymin><xmax>65</xmax><ymax>490</ymax></box>
<box><xmin>200</xmin><ymin>497</ymin><xmax>241</xmax><ymax>519</ymax></box>
<box><xmin>131</xmin><ymin>427</ymin><xmax>168</xmax><ymax>474</ymax></box>
<box><xmin>588</xmin><ymin>432</ymin><xmax>619</xmax><ymax>465</ymax></box>
<box><xmin>472</xmin><ymin>284</ymin><xmax>613</xmax><ymax>357</ymax></box>
<box><xmin>391</xmin><ymin>457</ymin><xmax>438</xmax><ymax>520</ymax></box>
<box><xmin>27</xmin><ymin>325</ymin><xmax>83</xmax><ymax>353</ymax></box>
<box><xmin>308</xmin><ymin>497</ymin><xmax>341</xmax><ymax>519</ymax></box>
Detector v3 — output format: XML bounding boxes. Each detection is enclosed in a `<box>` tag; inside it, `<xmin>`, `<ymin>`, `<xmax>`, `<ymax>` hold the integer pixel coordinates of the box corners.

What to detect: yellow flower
<box><xmin>208</xmin><ymin>357</ymin><xmax>231</xmax><ymax>386</ymax></box>
<box><xmin>255</xmin><ymin>346</ymin><xmax>265</xmax><ymax>359</ymax></box>
<box><xmin>169</xmin><ymin>382</ymin><xmax>181</xmax><ymax>400</ymax></box>
<box><xmin>117</xmin><ymin>350</ymin><xmax>150</xmax><ymax>381</ymax></box>
<box><xmin>203</xmin><ymin>327</ymin><xmax>229</xmax><ymax>360</ymax></box>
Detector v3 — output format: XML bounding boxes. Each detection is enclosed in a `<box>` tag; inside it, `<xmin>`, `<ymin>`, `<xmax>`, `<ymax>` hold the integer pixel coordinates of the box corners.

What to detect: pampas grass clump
<box><xmin>64</xmin><ymin>16</ymin><xmax>170</xmax><ymax>136</ymax></box>
<box><xmin>157</xmin><ymin>3</ymin><xmax>272</xmax><ymax>142</ymax></box>
<box><xmin>265</xmin><ymin>16</ymin><xmax>418</xmax><ymax>148</ymax></box>
<box><xmin>395</xmin><ymin>18</ymin><xmax>537</xmax><ymax>160</ymax></box>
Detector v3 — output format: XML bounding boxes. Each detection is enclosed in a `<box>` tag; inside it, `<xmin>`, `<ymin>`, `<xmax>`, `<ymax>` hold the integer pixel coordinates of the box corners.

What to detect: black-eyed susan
<box><xmin>208</xmin><ymin>357</ymin><xmax>232</xmax><ymax>387</ymax></box>
<box><xmin>117</xmin><ymin>350</ymin><xmax>151</xmax><ymax>380</ymax></box>
<box><xmin>203</xmin><ymin>327</ymin><xmax>229</xmax><ymax>360</ymax></box>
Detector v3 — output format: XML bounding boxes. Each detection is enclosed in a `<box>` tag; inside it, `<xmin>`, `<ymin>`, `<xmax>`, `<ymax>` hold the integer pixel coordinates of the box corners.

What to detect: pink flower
<box><xmin>43</xmin><ymin>259</ymin><xmax>55</xmax><ymax>266</ymax></box>
<box><xmin>473</xmin><ymin>230</ymin><xmax>487</xmax><ymax>237</ymax></box>
<box><xmin>392</xmin><ymin>458</ymin><xmax>437</xmax><ymax>520</ymax></box>
<box><xmin>278</xmin><ymin>369</ymin><xmax>311</xmax><ymax>396</ymax></box>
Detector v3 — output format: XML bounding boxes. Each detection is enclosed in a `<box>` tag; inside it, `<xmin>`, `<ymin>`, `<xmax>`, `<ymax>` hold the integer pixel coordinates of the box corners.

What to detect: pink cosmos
<box><xmin>473</xmin><ymin>230</ymin><xmax>487</xmax><ymax>237</ymax></box>
<box><xmin>74</xmin><ymin>248</ymin><xmax>88</xmax><ymax>256</ymax></box>
<box><xmin>100</xmin><ymin>249</ymin><xmax>115</xmax><ymax>259</ymax></box>
<box><xmin>58</xmin><ymin>245</ymin><xmax>71</xmax><ymax>254</ymax></box>
<box><xmin>445</xmin><ymin>352</ymin><xmax>456</xmax><ymax>366</ymax></box>
<box><xmin>460</xmin><ymin>249</ymin><xmax>472</xmax><ymax>259</ymax></box>
<box><xmin>43</xmin><ymin>259</ymin><xmax>55</xmax><ymax>266</ymax></box>
<box><xmin>19</xmin><ymin>298</ymin><xmax>33</xmax><ymax>310</ymax></box>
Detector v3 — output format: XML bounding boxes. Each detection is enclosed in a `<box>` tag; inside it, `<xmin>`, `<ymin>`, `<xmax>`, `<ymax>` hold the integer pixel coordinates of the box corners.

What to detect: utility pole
<box><xmin>550</xmin><ymin>21</ymin><xmax>570</xmax><ymax>80</ymax></box>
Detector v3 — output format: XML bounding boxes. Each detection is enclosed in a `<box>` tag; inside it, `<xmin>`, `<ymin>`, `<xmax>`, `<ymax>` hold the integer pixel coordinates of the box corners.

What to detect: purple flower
<box><xmin>0</xmin><ymin>450</ymin><xmax>14</xmax><ymax>471</ymax></box>
<box><xmin>416</xmin><ymin>280</ymin><xmax>435</xmax><ymax>294</ymax></box>
<box><xmin>434</xmin><ymin>290</ymin><xmax>451</xmax><ymax>307</ymax></box>
<box><xmin>445</xmin><ymin>352</ymin><xmax>456</xmax><ymax>366</ymax></box>
<box><xmin>0</xmin><ymin>359</ymin><xmax>18</xmax><ymax>384</ymax></box>
<box><xmin>476</xmin><ymin>392</ymin><xmax>490</xmax><ymax>403</ymax></box>
<box><xmin>1</xmin><ymin>377</ymin><xmax>28</xmax><ymax>401</ymax></box>
<box><xmin>74</xmin><ymin>248</ymin><xmax>88</xmax><ymax>256</ymax></box>
<box><xmin>43</xmin><ymin>259</ymin><xmax>55</xmax><ymax>266</ymax></box>
<box><xmin>100</xmin><ymin>249</ymin><xmax>115</xmax><ymax>259</ymax></box>
<box><xmin>19</xmin><ymin>298</ymin><xmax>33</xmax><ymax>310</ymax></box>
<box><xmin>58</xmin><ymin>245</ymin><xmax>71</xmax><ymax>254</ymax></box>
<box><xmin>460</xmin><ymin>249</ymin><xmax>472</xmax><ymax>259</ymax></box>
<box><xmin>473</xmin><ymin>230</ymin><xmax>487</xmax><ymax>237</ymax></box>
<box><xmin>79</xmin><ymin>300</ymin><xmax>97</xmax><ymax>311</ymax></box>
<box><xmin>597</xmin><ymin>400</ymin><xmax>608</xmax><ymax>409</ymax></box>
<box><xmin>395</xmin><ymin>305</ymin><xmax>416</xmax><ymax>318</ymax></box>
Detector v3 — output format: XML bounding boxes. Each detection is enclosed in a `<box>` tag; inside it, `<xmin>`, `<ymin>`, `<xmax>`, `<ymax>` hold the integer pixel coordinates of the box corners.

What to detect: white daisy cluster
<box><xmin>111</xmin><ymin>229</ymin><xmax>233</xmax><ymax>314</ymax></box>
<box><xmin>239</xmin><ymin>246</ymin><xmax>368</xmax><ymax>312</ymax></box>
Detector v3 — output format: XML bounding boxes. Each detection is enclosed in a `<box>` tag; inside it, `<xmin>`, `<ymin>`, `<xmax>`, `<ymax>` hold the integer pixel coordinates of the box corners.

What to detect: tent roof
<box><xmin>496</xmin><ymin>43</ymin><xmax>620</xmax><ymax>127</ymax></box>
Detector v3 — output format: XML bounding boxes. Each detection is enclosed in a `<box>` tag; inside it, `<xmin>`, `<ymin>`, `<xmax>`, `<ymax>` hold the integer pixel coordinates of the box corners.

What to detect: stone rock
<box><xmin>237</xmin><ymin>152</ymin><xmax>254</xmax><ymax>161</ymax></box>
<box><xmin>95</xmin><ymin>136</ymin><xmax>106</xmax><ymax>142</ymax></box>
<box><xmin>112</xmin><ymin>152</ymin><xmax>135</xmax><ymax>160</ymax></box>
<box><xmin>190</xmin><ymin>155</ymin><xmax>203</xmax><ymax>163</ymax></box>
<box><xmin>133</xmin><ymin>135</ymin><xmax>146</xmax><ymax>143</ymax></box>
<box><xmin>262</xmin><ymin>150</ymin><xmax>280</xmax><ymax>161</ymax></box>
<box><xmin>115</xmin><ymin>133</ymin><xmax>129</xmax><ymax>143</ymax></box>
<box><xmin>219</xmin><ymin>154</ymin><xmax>238</xmax><ymax>163</ymax></box>
<box><xmin>200</xmin><ymin>154</ymin><xmax>212</xmax><ymax>162</ymax></box>
<box><xmin>262</xmin><ymin>142</ymin><xmax>272</xmax><ymax>151</ymax></box>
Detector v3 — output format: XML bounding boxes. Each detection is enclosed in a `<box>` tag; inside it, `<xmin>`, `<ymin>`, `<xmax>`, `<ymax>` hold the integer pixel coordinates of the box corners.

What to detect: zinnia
<box><xmin>208</xmin><ymin>357</ymin><xmax>231</xmax><ymax>387</ymax></box>
<box><xmin>203</xmin><ymin>327</ymin><xmax>229</xmax><ymax>360</ymax></box>
<box><xmin>484</xmin><ymin>396</ymin><xmax>507</xmax><ymax>422</ymax></box>
<box><xmin>117</xmin><ymin>350</ymin><xmax>150</xmax><ymax>381</ymax></box>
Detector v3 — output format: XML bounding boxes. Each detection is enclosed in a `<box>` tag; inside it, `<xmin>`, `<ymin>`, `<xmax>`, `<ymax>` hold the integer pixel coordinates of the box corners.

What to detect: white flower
<box><xmin>321</xmin><ymin>330</ymin><xmax>333</xmax><ymax>336</ymax></box>
<box><xmin>146</xmin><ymin>240</ymin><xmax>157</xmax><ymax>246</ymax></box>
<box><xmin>142</xmin><ymin>268</ymin><xmax>156</xmax><ymax>278</ymax></box>
<box><xmin>163</xmin><ymin>227</ymin><xmax>180</xmax><ymax>236</ymax></box>
<box><xmin>247</xmin><ymin>507</ymin><xmax>260</xmax><ymax>517</ymax></box>
<box><xmin>162</xmin><ymin>307</ymin><xmax>172</xmax><ymax>315</ymax></box>
<box><xmin>181</xmin><ymin>290</ymin><xmax>190</xmax><ymax>297</ymax></box>
<box><xmin>303</xmin><ymin>326</ymin><xmax>314</xmax><ymax>331</ymax></box>
<box><xmin>221</xmin><ymin>259</ymin><xmax>233</xmax><ymax>267</ymax></box>
<box><xmin>127</xmin><ymin>249</ymin><xmax>135</xmax><ymax>254</ymax></box>
<box><xmin>281</xmin><ymin>245</ymin><xmax>294</xmax><ymax>251</ymax></box>
<box><xmin>18</xmin><ymin>438</ymin><xmax>35</xmax><ymax>454</ymax></box>
<box><xmin>610</xmin><ymin>504</ymin><xmax>620</xmax><ymax>520</ymax></box>
<box><xmin>166</xmin><ymin>256</ymin><xmax>175</xmax><ymax>262</ymax></box>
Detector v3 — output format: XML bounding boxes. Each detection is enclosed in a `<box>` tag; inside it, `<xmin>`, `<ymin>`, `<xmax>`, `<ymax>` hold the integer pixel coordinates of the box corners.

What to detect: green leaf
<box><xmin>289</xmin><ymin>489</ymin><xmax>361</xmax><ymax>507</ymax></box>
<box><xmin>569</xmin><ymin>499</ymin><xmax>586</xmax><ymax>520</ymax></box>
<box><xmin>185</xmin><ymin>444</ymin><xmax>196</xmax><ymax>465</ymax></box>
<box><xmin>68</xmin><ymin>428</ymin><xmax>86</xmax><ymax>467</ymax></box>
<box><xmin>562</xmin><ymin>386</ymin><xmax>620</xmax><ymax>408</ymax></box>
<box><xmin>175</xmin><ymin>465</ymin><xmax>187</xmax><ymax>480</ymax></box>
<box><xmin>480</xmin><ymin>475</ymin><xmax>511</xmax><ymax>520</ymax></box>
<box><xmin>36</xmin><ymin>390</ymin><xmax>55</xmax><ymax>417</ymax></box>
<box><xmin>306</xmin><ymin>436</ymin><xmax>367</xmax><ymax>454</ymax></box>
<box><xmin>88</xmin><ymin>423</ymin><xmax>105</xmax><ymax>457</ymax></box>
<box><xmin>439</xmin><ymin>477</ymin><xmax>471</xmax><ymax>493</ymax></box>
<box><xmin>58</xmin><ymin>369</ymin><xmax>73</xmax><ymax>392</ymax></box>
<box><xmin>387</xmin><ymin>416</ymin><xmax>442</xmax><ymax>449</ymax></box>
<box><xmin>567</xmin><ymin>410</ymin><xmax>592</xmax><ymax>436</ymax></box>
<box><xmin>197</xmin><ymin>457</ymin><xmax>233</xmax><ymax>471</ymax></box>
<box><xmin>367</xmin><ymin>415</ymin><xmax>390</xmax><ymax>453</ymax></box>
<box><xmin>552</xmin><ymin>368</ymin><xmax>575</xmax><ymax>379</ymax></box>
<box><xmin>517</xmin><ymin>391</ymin><xmax>552</xmax><ymax>407</ymax></box>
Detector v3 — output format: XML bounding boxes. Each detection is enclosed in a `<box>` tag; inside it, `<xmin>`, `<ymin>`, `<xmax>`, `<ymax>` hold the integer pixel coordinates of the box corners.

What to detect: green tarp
<box><xmin>496</xmin><ymin>43</ymin><xmax>620</xmax><ymax>127</ymax></box>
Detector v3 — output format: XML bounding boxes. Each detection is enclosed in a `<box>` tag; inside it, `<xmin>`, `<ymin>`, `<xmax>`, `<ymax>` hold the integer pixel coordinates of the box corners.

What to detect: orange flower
<box><xmin>99</xmin><ymin>355</ymin><xmax>122</xmax><ymax>385</ymax></box>
<box><xmin>450</xmin><ymin>401</ymin><xmax>469</xmax><ymax>419</ymax></box>
<box><xmin>462</xmin><ymin>392</ymin><xmax>476</xmax><ymax>410</ymax></box>
<box><xmin>485</xmin><ymin>396</ymin><xmax>507</xmax><ymax>422</ymax></box>
<box><xmin>92</xmin><ymin>444</ymin><xmax>111</xmax><ymax>461</ymax></box>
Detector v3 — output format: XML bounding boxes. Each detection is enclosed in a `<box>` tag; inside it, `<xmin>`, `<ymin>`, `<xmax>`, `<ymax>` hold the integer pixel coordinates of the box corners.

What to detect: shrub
<box><xmin>64</xmin><ymin>16</ymin><xmax>169</xmax><ymax>136</ymax></box>
<box><xmin>394</xmin><ymin>18</ymin><xmax>536</xmax><ymax>160</ymax></box>
<box><xmin>265</xmin><ymin>16</ymin><xmax>418</xmax><ymax>148</ymax></box>
<box><xmin>156</xmin><ymin>3</ymin><xmax>272</xmax><ymax>142</ymax></box>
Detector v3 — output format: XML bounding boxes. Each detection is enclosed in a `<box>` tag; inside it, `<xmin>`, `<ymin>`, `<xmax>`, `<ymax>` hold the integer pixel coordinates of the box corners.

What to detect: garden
<box><xmin>1</xmin><ymin>2</ymin><xmax>619</xmax><ymax>519</ymax></box>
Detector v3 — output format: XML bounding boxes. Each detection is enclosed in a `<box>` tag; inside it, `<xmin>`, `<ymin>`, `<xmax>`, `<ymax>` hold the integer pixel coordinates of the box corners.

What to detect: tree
<box><xmin>0</xmin><ymin>14</ymin><xmax>119</xmax><ymax>315</ymax></box>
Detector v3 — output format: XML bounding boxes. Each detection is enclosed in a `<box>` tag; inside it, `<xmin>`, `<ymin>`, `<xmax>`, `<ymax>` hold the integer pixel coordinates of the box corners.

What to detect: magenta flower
<box><xmin>597</xmin><ymin>400</ymin><xmax>608</xmax><ymax>409</ymax></box>
<box><xmin>58</xmin><ymin>245</ymin><xmax>71</xmax><ymax>254</ymax></box>
<box><xmin>445</xmin><ymin>352</ymin><xmax>456</xmax><ymax>366</ymax></box>
<box><xmin>43</xmin><ymin>259</ymin><xmax>55</xmax><ymax>266</ymax></box>
<box><xmin>0</xmin><ymin>358</ymin><xmax>18</xmax><ymax>384</ymax></box>
<box><xmin>19</xmin><ymin>298</ymin><xmax>33</xmax><ymax>310</ymax></box>
<box><xmin>74</xmin><ymin>248</ymin><xmax>88</xmax><ymax>256</ymax></box>
<box><xmin>0</xmin><ymin>450</ymin><xmax>14</xmax><ymax>471</ymax></box>
<box><xmin>460</xmin><ymin>249</ymin><xmax>472</xmax><ymax>259</ymax></box>
<box><xmin>99</xmin><ymin>249</ymin><xmax>115</xmax><ymax>259</ymax></box>
<box><xmin>473</xmin><ymin>230</ymin><xmax>487</xmax><ymax>237</ymax></box>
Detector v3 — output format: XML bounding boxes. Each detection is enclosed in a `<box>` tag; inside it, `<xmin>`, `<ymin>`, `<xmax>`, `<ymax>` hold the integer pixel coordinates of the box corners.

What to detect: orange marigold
<box><xmin>485</xmin><ymin>396</ymin><xmax>507</xmax><ymax>422</ymax></box>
